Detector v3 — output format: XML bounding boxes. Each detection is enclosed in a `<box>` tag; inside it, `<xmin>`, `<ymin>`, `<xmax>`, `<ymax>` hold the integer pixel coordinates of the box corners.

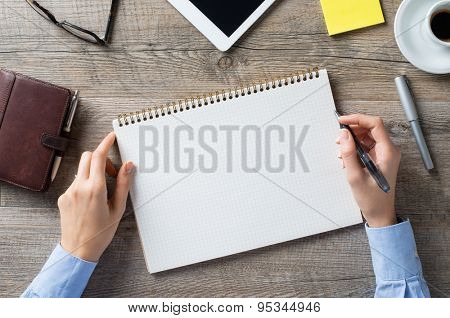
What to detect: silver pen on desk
<box><xmin>394</xmin><ymin>76</ymin><xmax>434</xmax><ymax>171</ymax></box>
<box><xmin>51</xmin><ymin>90</ymin><xmax>79</xmax><ymax>181</ymax></box>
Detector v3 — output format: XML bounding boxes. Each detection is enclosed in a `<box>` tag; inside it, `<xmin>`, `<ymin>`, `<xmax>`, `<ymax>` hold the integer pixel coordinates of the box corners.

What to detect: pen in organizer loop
<box><xmin>335</xmin><ymin>110</ymin><xmax>391</xmax><ymax>194</ymax></box>
<box><xmin>51</xmin><ymin>90</ymin><xmax>79</xmax><ymax>181</ymax></box>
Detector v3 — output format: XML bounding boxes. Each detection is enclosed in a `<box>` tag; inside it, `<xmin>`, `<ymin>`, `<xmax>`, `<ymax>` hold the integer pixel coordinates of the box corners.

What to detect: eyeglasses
<box><xmin>26</xmin><ymin>0</ymin><xmax>118</xmax><ymax>46</ymax></box>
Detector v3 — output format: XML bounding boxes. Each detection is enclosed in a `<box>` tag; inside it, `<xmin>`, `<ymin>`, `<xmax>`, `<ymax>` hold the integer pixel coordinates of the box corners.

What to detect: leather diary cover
<box><xmin>0</xmin><ymin>69</ymin><xmax>74</xmax><ymax>191</ymax></box>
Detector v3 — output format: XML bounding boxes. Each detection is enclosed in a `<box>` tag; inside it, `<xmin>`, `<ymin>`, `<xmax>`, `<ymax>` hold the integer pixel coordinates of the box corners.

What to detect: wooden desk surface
<box><xmin>0</xmin><ymin>0</ymin><xmax>448</xmax><ymax>297</ymax></box>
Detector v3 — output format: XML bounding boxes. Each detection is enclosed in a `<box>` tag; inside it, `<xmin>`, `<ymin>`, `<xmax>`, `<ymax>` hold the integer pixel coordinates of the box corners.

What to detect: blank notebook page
<box><xmin>113</xmin><ymin>69</ymin><xmax>362</xmax><ymax>273</ymax></box>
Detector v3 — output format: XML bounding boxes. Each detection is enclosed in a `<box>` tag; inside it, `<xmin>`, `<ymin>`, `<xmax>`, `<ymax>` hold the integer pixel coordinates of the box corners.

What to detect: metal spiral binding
<box><xmin>118</xmin><ymin>67</ymin><xmax>320</xmax><ymax>127</ymax></box>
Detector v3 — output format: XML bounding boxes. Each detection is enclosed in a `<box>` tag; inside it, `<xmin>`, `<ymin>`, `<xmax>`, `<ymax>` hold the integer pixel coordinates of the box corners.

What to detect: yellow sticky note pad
<box><xmin>320</xmin><ymin>0</ymin><xmax>385</xmax><ymax>35</ymax></box>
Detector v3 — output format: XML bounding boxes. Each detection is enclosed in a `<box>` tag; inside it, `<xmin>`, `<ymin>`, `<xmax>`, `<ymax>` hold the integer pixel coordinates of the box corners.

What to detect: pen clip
<box><xmin>63</xmin><ymin>90</ymin><xmax>79</xmax><ymax>133</ymax></box>
<box><xmin>404</xmin><ymin>76</ymin><xmax>417</xmax><ymax>105</ymax></box>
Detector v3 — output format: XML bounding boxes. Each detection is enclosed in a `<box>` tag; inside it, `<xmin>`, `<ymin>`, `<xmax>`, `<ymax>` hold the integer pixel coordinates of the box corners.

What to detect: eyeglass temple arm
<box><xmin>104</xmin><ymin>0</ymin><xmax>119</xmax><ymax>43</ymax></box>
<box><xmin>29</xmin><ymin>0</ymin><xmax>59</xmax><ymax>24</ymax></box>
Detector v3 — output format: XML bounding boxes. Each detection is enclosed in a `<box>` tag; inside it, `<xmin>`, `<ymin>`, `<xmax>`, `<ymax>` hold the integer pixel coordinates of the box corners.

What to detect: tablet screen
<box><xmin>189</xmin><ymin>0</ymin><xmax>266</xmax><ymax>37</ymax></box>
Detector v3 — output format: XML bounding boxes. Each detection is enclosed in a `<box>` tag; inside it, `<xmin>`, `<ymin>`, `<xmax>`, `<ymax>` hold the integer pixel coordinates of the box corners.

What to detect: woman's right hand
<box><xmin>337</xmin><ymin>114</ymin><xmax>401</xmax><ymax>228</ymax></box>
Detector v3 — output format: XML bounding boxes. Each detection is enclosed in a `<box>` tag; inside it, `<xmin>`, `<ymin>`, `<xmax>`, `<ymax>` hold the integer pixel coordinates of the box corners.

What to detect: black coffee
<box><xmin>430</xmin><ymin>10</ymin><xmax>450</xmax><ymax>42</ymax></box>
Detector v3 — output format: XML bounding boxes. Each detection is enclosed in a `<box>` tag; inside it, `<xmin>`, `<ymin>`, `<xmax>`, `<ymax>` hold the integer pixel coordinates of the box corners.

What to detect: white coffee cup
<box><xmin>424</xmin><ymin>0</ymin><xmax>450</xmax><ymax>47</ymax></box>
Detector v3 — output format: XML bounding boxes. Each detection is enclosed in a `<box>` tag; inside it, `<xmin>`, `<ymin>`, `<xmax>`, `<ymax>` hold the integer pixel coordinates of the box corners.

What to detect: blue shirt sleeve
<box><xmin>365</xmin><ymin>219</ymin><xmax>430</xmax><ymax>298</ymax></box>
<box><xmin>21</xmin><ymin>244</ymin><xmax>97</xmax><ymax>298</ymax></box>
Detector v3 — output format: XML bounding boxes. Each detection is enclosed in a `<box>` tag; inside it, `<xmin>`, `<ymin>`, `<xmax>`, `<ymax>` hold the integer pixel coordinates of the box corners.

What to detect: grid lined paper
<box><xmin>113</xmin><ymin>70</ymin><xmax>362</xmax><ymax>273</ymax></box>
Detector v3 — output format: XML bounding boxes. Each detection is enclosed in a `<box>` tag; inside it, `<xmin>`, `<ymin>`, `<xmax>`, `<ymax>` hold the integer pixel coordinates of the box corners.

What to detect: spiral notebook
<box><xmin>113</xmin><ymin>69</ymin><xmax>362</xmax><ymax>273</ymax></box>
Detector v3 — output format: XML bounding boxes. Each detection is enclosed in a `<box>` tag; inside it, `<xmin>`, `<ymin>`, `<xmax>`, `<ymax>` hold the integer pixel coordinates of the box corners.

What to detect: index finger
<box><xmin>90</xmin><ymin>132</ymin><xmax>116</xmax><ymax>180</ymax></box>
<box><xmin>339</xmin><ymin>114</ymin><xmax>391</xmax><ymax>143</ymax></box>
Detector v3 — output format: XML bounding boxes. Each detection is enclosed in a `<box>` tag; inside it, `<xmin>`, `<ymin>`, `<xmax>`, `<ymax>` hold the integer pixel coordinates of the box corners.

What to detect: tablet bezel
<box><xmin>168</xmin><ymin>0</ymin><xmax>276</xmax><ymax>51</ymax></box>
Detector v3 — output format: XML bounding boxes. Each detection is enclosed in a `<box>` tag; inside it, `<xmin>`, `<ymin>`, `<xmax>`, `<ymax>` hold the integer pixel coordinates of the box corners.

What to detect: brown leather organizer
<box><xmin>0</xmin><ymin>69</ymin><xmax>77</xmax><ymax>192</ymax></box>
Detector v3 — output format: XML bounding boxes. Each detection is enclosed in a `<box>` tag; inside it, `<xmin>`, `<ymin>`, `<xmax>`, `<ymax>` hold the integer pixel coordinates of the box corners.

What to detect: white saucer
<box><xmin>395</xmin><ymin>0</ymin><xmax>450</xmax><ymax>74</ymax></box>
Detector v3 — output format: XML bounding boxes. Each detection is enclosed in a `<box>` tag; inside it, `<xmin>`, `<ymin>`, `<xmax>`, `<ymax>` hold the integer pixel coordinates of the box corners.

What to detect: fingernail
<box><xmin>339</xmin><ymin>129</ymin><xmax>349</xmax><ymax>142</ymax></box>
<box><xmin>125</xmin><ymin>161</ymin><xmax>134</xmax><ymax>174</ymax></box>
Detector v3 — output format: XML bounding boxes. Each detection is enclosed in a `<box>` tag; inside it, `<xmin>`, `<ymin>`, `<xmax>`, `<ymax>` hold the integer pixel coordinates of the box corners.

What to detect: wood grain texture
<box><xmin>0</xmin><ymin>0</ymin><xmax>449</xmax><ymax>297</ymax></box>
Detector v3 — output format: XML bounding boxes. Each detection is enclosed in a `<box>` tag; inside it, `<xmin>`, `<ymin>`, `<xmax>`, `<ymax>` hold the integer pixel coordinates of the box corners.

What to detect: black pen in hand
<box><xmin>335</xmin><ymin>110</ymin><xmax>391</xmax><ymax>193</ymax></box>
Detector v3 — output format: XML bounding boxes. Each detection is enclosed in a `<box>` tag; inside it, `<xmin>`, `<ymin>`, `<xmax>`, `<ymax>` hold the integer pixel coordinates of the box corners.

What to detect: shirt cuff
<box><xmin>21</xmin><ymin>244</ymin><xmax>97</xmax><ymax>298</ymax></box>
<box><xmin>365</xmin><ymin>219</ymin><xmax>423</xmax><ymax>281</ymax></box>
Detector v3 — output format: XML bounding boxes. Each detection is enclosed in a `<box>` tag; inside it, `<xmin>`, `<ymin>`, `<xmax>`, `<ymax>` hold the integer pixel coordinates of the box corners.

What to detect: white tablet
<box><xmin>168</xmin><ymin>0</ymin><xmax>276</xmax><ymax>51</ymax></box>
